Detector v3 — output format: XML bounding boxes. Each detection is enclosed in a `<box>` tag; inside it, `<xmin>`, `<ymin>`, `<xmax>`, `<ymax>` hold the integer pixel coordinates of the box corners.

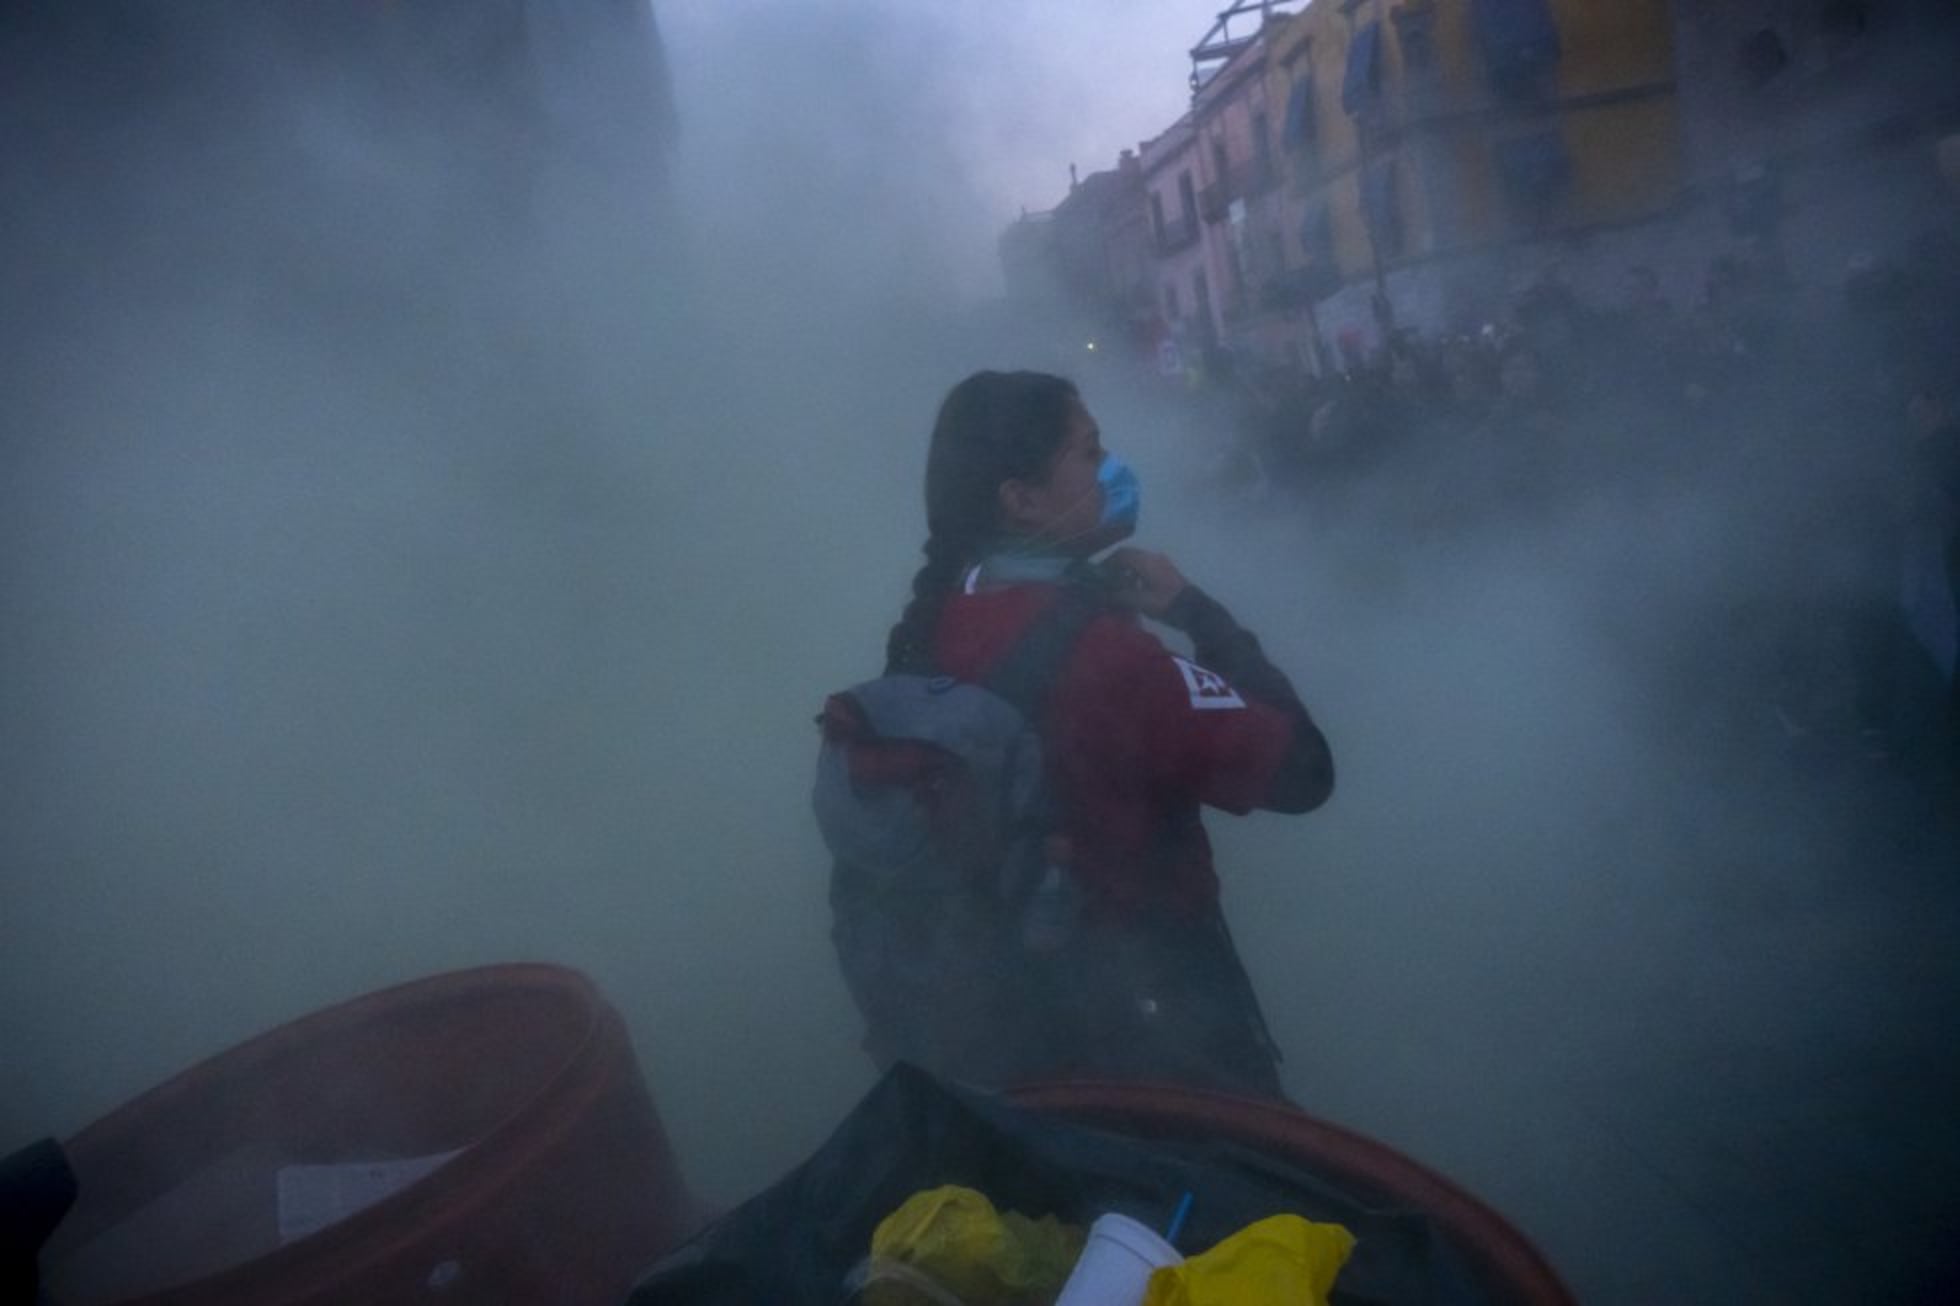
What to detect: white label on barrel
<box><xmin>276</xmin><ymin>1150</ymin><xmax>462</xmax><ymax>1245</ymax></box>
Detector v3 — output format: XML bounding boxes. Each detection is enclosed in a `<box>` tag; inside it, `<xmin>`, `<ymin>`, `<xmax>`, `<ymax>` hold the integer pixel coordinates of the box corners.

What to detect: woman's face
<box><xmin>999</xmin><ymin>400</ymin><xmax>1114</xmax><ymax>554</ymax></box>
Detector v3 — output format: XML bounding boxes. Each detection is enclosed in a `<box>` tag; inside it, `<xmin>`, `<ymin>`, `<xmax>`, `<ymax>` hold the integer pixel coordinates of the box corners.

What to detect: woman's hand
<box><xmin>1100</xmin><ymin>546</ymin><xmax>1190</xmax><ymax>620</ymax></box>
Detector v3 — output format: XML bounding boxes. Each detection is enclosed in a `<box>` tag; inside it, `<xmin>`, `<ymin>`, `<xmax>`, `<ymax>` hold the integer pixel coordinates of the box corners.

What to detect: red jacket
<box><xmin>935</xmin><ymin>582</ymin><xmax>1317</xmax><ymax>918</ymax></box>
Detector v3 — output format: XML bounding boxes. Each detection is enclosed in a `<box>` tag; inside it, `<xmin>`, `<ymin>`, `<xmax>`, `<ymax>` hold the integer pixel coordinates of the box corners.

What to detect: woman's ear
<box><xmin>997</xmin><ymin>477</ymin><xmax>1037</xmax><ymax>531</ymax></box>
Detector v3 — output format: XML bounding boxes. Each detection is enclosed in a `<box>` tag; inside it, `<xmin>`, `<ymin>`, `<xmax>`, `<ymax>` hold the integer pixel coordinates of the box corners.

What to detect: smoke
<box><xmin>1089</xmin><ymin>207</ymin><xmax>1960</xmax><ymax>1269</ymax></box>
<box><xmin>3</xmin><ymin>2</ymin><xmax>1955</xmax><ymax>1300</ymax></box>
<box><xmin>0</xmin><ymin>0</ymin><xmax>1079</xmax><ymax>1205</ymax></box>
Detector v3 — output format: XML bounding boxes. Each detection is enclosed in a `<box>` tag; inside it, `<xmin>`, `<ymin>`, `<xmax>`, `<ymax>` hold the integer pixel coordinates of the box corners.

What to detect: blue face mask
<box><xmin>1098</xmin><ymin>453</ymin><xmax>1141</xmax><ymax>535</ymax></box>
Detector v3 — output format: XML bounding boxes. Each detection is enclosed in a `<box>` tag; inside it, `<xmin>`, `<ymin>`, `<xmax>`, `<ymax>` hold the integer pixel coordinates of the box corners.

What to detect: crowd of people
<box><xmin>1198</xmin><ymin>233</ymin><xmax>1960</xmax><ymax>796</ymax></box>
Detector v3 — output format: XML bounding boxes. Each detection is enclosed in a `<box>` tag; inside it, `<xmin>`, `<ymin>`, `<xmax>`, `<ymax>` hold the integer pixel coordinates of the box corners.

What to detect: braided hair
<box><xmin>884</xmin><ymin>370</ymin><xmax>1080</xmax><ymax>674</ymax></box>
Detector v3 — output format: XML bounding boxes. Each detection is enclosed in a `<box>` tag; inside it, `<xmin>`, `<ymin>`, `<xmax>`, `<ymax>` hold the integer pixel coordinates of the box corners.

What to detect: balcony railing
<box><xmin>1198</xmin><ymin>180</ymin><xmax>1232</xmax><ymax>223</ymax></box>
<box><xmin>1231</xmin><ymin>155</ymin><xmax>1280</xmax><ymax>198</ymax></box>
<box><xmin>1155</xmin><ymin>213</ymin><xmax>1200</xmax><ymax>254</ymax></box>
<box><xmin>1260</xmin><ymin>263</ymin><xmax>1339</xmax><ymax>311</ymax></box>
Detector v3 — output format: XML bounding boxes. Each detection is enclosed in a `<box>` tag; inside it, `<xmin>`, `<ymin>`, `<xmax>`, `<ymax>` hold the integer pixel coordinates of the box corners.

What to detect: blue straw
<box><xmin>1165</xmin><ymin>1191</ymin><xmax>1194</xmax><ymax>1246</ymax></box>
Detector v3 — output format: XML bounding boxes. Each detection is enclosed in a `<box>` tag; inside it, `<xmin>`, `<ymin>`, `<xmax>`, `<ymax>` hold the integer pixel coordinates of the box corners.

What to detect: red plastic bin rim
<box><xmin>65</xmin><ymin>961</ymin><xmax>613</xmax><ymax>1160</ymax></box>
<box><xmin>55</xmin><ymin>962</ymin><xmax>628</xmax><ymax>1300</ymax></box>
<box><xmin>1004</xmin><ymin>1079</ymin><xmax>1577</xmax><ymax>1306</ymax></box>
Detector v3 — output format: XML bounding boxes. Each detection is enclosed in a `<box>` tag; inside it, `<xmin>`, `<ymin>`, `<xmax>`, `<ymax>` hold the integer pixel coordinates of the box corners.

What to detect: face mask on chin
<box><xmin>1096</xmin><ymin>452</ymin><xmax>1141</xmax><ymax>539</ymax></box>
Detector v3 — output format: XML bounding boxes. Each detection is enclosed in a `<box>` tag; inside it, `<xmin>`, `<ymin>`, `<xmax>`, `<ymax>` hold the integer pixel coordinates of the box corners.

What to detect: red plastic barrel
<box><xmin>42</xmin><ymin>964</ymin><xmax>699</xmax><ymax>1306</ymax></box>
<box><xmin>1007</xmin><ymin>1080</ymin><xmax>1576</xmax><ymax>1306</ymax></box>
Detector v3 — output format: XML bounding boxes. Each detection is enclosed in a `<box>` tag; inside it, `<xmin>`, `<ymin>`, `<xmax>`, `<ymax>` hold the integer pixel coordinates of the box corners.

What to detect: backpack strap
<box><xmin>982</xmin><ymin>586</ymin><xmax>1106</xmax><ymax>723</ymax></box>
<box><xmin>981</xmin><ymin>587</ymin><xmax>1105</xmax><ymax>912</ymax></box>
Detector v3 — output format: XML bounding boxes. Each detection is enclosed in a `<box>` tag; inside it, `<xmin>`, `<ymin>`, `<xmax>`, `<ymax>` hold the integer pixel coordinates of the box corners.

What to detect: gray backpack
<box><xmin>814</xmin><ymin>593</ymin><xmax>1101</xmax><ymax>1082</ymax></box>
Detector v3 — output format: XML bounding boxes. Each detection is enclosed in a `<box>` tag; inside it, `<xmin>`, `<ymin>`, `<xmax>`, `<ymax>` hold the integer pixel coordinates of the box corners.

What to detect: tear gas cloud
<box><xmin>2</xmin><ymin>2</ymin><xmax>1955</xmax><ymax>1300</ymax></box>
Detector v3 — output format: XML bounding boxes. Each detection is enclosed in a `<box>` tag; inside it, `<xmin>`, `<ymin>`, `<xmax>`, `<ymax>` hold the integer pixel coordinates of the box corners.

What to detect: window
<box><xmin>1164</xmin><ymin>282</ymin><xmax>1181</xmax><ymax>321</ymax></box>
<box><xmin>1150</xmin><ymin>192</ymin><xmax>1167</xmax><ymax>247</ymax></box>
<box><xmin>1341</xmin><ymin>20</ymin><xmax>1383</xmax><ymax>118</ymax></box>
<box><xmin>1471</xmin><ymin>0</ymin><xmax>1561</xmax><ymax>93</ymax></box>
<box><xmin>1392</xmin><ymin>0</ymin><xmax>1439</xmax><ymax>67</ymax></box>
<box><xmin>1178</xmin><ymin>170</ymin><xmax>1198</xmax><ymax>227</ymax></box>
<box><xmin>1363</xmin><ymin>157</ymin><xmax>1405</xmax><ymax>257</ymax></box>
<box><xmin>1281</xmin><ymin>74</ymin><xmax>1317</xmax><ymax>153</ymax></box>
<box><xmin>1299</xmin><ymin>203</ymin><xmax>1334</xmax><ymax>266</ymax></box>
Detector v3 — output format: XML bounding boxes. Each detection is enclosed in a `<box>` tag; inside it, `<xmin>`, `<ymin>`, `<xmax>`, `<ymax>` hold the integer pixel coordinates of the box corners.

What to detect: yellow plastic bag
<box><xmin>865</xmin><ymin>1185</ymin><xmax>1084</xmax><ymax>1306</ymax></box>
<box><xmin>1142</xmin><ymin>1214</ymin><xmax>1355</xmax><ymax>1306</ymax></box>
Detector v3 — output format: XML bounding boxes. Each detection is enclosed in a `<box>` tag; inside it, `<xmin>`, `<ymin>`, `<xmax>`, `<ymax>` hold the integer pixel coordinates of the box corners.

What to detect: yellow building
<box><xmin>1258</xmin><ymin>0</ymin><xmax>1682</xmax><ymax>348</ymax></box>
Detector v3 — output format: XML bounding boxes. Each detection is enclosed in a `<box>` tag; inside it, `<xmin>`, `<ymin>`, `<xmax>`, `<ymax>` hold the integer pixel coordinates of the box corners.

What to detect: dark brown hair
<box><xmin>883</xmin><ymin>370</ymin><xmax>1079</xmax><ymax>673</ymax></box>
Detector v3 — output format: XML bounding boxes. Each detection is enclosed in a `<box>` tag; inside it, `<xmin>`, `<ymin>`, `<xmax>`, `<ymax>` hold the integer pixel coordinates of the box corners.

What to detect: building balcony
<box><xmin>1155</xmin><ymin>214</ymin><xmax>1200</xmax><ymax>254</ymax></box>
<box><xmin>1258</xmin><ymin>264</ymin><xmax>1323</xmax><ymax>311</ymax></box>
<box><xmin>1231</xmin><ymin>156</ymin><xmax>1280</xmax><ymax>198</ymax></box>
<box><xmin>1198</xmin><ymin>180</ymin><xmax>1233</xmax><ymax>223</ymax></box>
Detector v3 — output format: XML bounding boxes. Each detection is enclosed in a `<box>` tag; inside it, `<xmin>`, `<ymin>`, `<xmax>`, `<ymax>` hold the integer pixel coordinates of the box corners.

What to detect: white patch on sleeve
<box><xmin>1172</xmin><ymin>656</ymin><xmax>1246</xmax><ymax>710</ymax></box>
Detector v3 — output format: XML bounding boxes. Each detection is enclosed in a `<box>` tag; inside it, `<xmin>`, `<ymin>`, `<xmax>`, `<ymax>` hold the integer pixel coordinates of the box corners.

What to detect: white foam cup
<box><xmin>1052</xmin><ymin>1212</ymin><xmax>1183</xmax><ymax>1306</ymax></box>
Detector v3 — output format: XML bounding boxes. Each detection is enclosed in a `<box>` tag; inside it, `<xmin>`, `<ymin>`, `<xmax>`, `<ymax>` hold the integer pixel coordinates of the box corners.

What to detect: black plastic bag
<box><xmin>626</xmin><ymin>1065</ymin><xmax>1489</xmax><ymax>1306</ymax></box>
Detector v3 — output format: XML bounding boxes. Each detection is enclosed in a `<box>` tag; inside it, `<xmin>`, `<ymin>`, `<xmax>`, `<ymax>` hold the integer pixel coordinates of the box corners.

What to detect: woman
<box><xmin>839</xmin><ymin>369</ymin><xmax>1334</xmax><ymax>1100</ymax></box>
